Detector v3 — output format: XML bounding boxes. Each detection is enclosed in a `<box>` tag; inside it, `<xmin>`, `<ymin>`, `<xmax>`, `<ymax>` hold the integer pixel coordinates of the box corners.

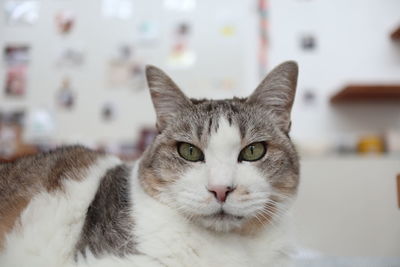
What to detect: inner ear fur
<box><xmin>247</xmin><ymin>61</ymin><xmax>298</xmax><ymax>132</ymax></box>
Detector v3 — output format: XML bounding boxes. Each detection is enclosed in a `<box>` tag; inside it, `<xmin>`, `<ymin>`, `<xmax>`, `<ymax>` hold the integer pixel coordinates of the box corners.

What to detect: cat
<box><xmin>0</xmin><ymin>61</ymin><xmax>300</xmax><ymax>267</ymax></box>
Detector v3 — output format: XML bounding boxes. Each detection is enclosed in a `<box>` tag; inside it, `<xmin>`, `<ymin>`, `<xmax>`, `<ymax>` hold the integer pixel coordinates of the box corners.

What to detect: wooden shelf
<box><xmin>391</xmin><ymin>26</ymin><xmax>400</xmax><ymax>41</ymax></box>
<box><xmin>330</xmin><ymin>84</ymin><xmax>400</xmax><ymax>104</ymax></box>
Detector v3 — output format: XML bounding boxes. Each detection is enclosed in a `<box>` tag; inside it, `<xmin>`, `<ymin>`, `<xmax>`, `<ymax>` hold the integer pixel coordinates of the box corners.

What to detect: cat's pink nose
<box><xmin>207</xmin><ymin>185</ymin><xmax>235</xmax><ymax>203</ymax></box>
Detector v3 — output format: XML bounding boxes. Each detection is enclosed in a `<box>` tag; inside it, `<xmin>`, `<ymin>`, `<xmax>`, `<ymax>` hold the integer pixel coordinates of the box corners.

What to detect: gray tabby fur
<box><xmin>74</xmin><ymin>164</ymin><xmax>136</xmax><ymax>258</ymax></box>
<box><xmin>0</xmin><ymin>61</ymin><xmax>300</xmax><ymax>259</ymax></box>
<box><xmin>140</xmin><ymin>61</ymin><xmax>299</xmax><ymax>231</ymax></box>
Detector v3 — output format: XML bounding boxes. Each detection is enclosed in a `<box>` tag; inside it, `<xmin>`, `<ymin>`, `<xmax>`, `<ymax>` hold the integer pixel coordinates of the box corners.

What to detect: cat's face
<box><xmin>139</xmin><ymin>62</ymin><xmax>299</xmax><ymax>233</ymax></box>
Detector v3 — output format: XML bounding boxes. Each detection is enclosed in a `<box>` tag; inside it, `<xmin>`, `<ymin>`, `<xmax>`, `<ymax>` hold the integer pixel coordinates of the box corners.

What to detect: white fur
<box><xmin>131</xmin><ymin>163</ymin><xmax>293</xmax><ymax>267</ymax></box>
<box><xmin>130</xmin><ymin>116</ymin><xmax>293</xmax><ymax>266</ymax></box>
<box><xmin>164</xmin><ymin>116</ymin><xmax>275</xmax><ymax>232</ymax></box>
<box><xmin>0</xmin><ymin>118</ymin><xmax>293</xmax><ymax>266</ymax></box>
<box><xmin>0</xmin><ymin>155</ymin><xmax>122</xmax><ymax>267</ymax></box>
<box><xmin>67</xmin><ymin>161</ymin><xmax>293</xmax><ymax>267</ymax></box>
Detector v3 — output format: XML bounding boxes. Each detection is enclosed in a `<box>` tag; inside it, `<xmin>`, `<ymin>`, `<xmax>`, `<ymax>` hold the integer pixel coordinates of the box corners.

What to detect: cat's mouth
<box><xmin>205</xmin><ymin>210</ymin><xmax>244</xmax><ymax>221</ymax></box>
<box><xmin>192</xmin><ymin>209</ymin><xmax>247</xmax><ymax>232</ymax></box>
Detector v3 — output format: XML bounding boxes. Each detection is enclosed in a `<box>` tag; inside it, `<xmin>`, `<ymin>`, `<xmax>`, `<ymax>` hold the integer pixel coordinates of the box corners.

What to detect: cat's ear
<box><xmin>247</xmin><ymin>61</ymin><xmax>298</xmax><ymax>133</ymax></box>
<box><xmin>146</xmin><ymin>65</ymin><xmax>192</xmax><ymax>132</ymax></box>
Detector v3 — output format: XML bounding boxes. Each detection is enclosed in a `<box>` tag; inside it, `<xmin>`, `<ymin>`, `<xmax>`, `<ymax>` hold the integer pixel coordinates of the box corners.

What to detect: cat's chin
<box><xmin>194</xmin><ymin>211</ymin><xmax>246</xmax><ymax>232</ymax></box>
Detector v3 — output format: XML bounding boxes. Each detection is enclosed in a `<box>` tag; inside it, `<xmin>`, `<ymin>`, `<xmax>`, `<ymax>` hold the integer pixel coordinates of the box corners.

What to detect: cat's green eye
<box><xmin>238</xmin><ymin>142</ymin><xmax>267</xmax><ymax>162</ymax></box>
<box><xmin>177</xmin><ymin>142</ymin><xmax>204</xmax><ymax>162</ymax></box>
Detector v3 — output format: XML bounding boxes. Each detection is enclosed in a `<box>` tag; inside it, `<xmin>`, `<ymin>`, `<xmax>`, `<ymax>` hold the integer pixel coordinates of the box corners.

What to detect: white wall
<box><xmin>268</xmin><ymin>0</ymin><xmax>400</xmax><ymax>146</ymax></box>
<box><xmin>1</xmin><ymin>0</ymin><xmax>400</xmax><ymax>147</ymax></box>
<box><xmin>0</xmin><ymin>0</ymin><xmax>258</xmax><ymax>145</ymax></box>
<box><xmin>293</xmin><ymin>157</ymin><xmax>400</xmax><ymax>257</ymax></box>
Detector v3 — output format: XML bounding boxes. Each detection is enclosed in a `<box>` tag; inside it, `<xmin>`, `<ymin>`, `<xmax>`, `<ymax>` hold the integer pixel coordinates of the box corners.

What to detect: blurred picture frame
<box><xmin>56</xmin><ymin>78</ymin><xmax>75</xmax><ymax>109</ymax></box>
<box><xmin>55</xmin><ymin>9</ymin><xmax>76</xmax><ymax>34</ymax></box>
<box><xmin>4</xmin><ymin>0</ymin><xmax>39</xmax><ymax>25</ymax></box>
<box><xmin>300</xmin><ymin>34</ymin><xmax>317</xmax><ymax>51</ymax></box>
<box><xmin>4</xmin><ymin>45</ymin><xmax>30</xmax><ymax>65</ymax></box>
<box><xmin>55</xmin><ymin>46</ymin><xmax>84</xmax><ymax>67</ymax></box>
<box><xmin>4</xmin><ymin>65</ymin><xmax>27</xmax><ymax>97</ymax></box>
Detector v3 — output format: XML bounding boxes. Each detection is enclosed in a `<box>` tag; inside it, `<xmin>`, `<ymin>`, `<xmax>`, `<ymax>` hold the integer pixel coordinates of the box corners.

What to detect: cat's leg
<box><xmin>0</xmin><ymin>156</ymin><xmax>120</xmax><ymax>267</ymax></box>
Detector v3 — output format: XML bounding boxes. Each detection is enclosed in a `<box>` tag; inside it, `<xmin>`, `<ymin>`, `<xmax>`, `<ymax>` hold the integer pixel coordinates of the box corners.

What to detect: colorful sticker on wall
<box><xmin>3</xmin><ymin>45</ymin><xmax>30</xmax><ymax>97</ymax></box>
<box><xmin>216</xmin><ymin>10</ymin><xmax>237</xmax><ymax>37</ymax></box>
<box><xmin>56</xmin><ymin>77</ymin><xmax>75</xmax><ymax>109</ymax></box>
<box><xmin>4</xmin><ymin>0</ymin><xmax>39</xmax><ymax>25</ymax></box>
<box><xmin>167</xmin><ymin>22</ymin><xmax>196</xmax><ymax>68</ymax></box>
<box><xmin>102</xmin><ymin>0</ymin><xmax>133</xmax><ymax>20</ymax></box>
<box><xmin>220</xmin><ymin>25</ymin><xmax>236</xmax><ymax>37</ymax></box>
<box><xmin>55</xmin><ymin>10</ymin><xmax>76</xmax><ymax>34</ymax></box>
<box><xmin>137</xmin><ymin>21</ymin><xmax>159</xmax><ymax>45</ymax></box>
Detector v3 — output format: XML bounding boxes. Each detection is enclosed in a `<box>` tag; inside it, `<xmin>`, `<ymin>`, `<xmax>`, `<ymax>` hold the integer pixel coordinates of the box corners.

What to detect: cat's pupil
<box><xmin>250</xmin><ymin>146</ymin><xmax>254</xmax><ymax>154</ymax></box>
<box><xmin>189</xmin><ymin>146</ymin><xmax>193</xmax><ymax>155</ymax></box>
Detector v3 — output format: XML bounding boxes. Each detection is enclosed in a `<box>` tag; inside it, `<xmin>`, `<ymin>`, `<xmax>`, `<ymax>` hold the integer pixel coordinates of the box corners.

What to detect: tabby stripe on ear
<box><xmin>145</xmin><ymin>66</ymin><xmax>192</xmax><ymax>132</ymax></box>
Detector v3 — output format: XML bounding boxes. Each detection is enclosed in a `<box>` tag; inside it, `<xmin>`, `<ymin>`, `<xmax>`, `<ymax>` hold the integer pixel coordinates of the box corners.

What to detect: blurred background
<box><xmin>1</xmin><ymin>0</ymin><xmax>399</xmax><ymax>264</ymax></box>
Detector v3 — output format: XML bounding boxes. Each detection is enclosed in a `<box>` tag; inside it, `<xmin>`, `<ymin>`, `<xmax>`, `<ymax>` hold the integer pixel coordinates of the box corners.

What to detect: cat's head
<box><xmin>139</xmin><ymin>62</ymin><xmax>299</xmax><ymax>234</ymax></box>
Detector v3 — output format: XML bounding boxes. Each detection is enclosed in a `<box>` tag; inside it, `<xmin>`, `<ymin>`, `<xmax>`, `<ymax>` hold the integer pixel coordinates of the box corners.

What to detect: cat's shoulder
<box><xmin>0</xmin><ymin>145</ymin><xmax>124</xmax><ymax>249</ymax></box>
<box><xmin>0</xmin><ymin>145</ymin><xmax>106</xmax><ymax>190</ymax></box>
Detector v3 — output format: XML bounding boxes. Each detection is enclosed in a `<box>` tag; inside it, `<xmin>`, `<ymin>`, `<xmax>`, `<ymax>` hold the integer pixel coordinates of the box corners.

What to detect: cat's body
<box><xmin>0</xmin><ymin>61</ymin><xmax>300</xmax><ymax>267</ymax></box>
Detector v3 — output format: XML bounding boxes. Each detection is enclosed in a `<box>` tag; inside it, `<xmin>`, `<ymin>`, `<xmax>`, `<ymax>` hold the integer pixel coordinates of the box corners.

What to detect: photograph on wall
<box><xmin>300</xmin><ymin>34</ymin><xmax>317</xmax><ymax>51</ymax></box>
<box><xmin>137</xmin><ymin>21</ymin><xmax>160</xmax><ymax>45</ymax></box>
<box><xmin>55</xmin><ymin>9</ymin><xmax>76</xmax><ymax>34</ymax></box>
<box><xmin>56</xmin><ymin>78</ymin><xmax>75</xmax><ymax>109</ymax></box>
<box><xmin>107</xmin><ymin>44</ymin><xmax>146</xmax><ymax>90</ymax></box>
<box><xmin>107</xmin><ymin>61</ymin><xmax>145</xmax><ymax>90</ymax></box>
<box><xmin>3</xmin><ymin>44</ymin><xmax>30</xmax><ymax>97</ymax></box>
<box><xmin>4</xmin><ymin>45</ymin><xmax>30</xmax><ymax>65</ymax></box>
<box><xmin>4</xmin><ymin>65</ymin><xmax>27</xmax><ymax>97</ymax></box>
<box><xmin>167</xmin><ymin>22</ymin><xmax>196</xmax><ymax>68</ymax></box>
<box><xmin>0</xmin><ymin>110</ymin><xmax>25</xmax><ymax>157</ymax></box>
<box><xmin>55</xmin><ymin>46</ymin><xmax>84</xmax><ymax>67</ymax></box>
<box><xmin>112</xmin><ymin>44</ymin><xmax>132</xmax><ymax>62</ymax></box>
<box><xmin>4</xmin><ymin>0</ymin><xmax>39</xmax><ymax>25</ymax></box>
<box><xmin>101</xmin><ymin>102</ymin><xmax>116</xmax><ymax>121</ymax></box>
<box><xmin>130</xmin><ymin>63</ymin><xmax>146</xmax><ymax>91</ymax></box>
<box><xmin>302</xmin><ymin>88</ymin><xmax>318</xmax><ymax>106</ymax></box>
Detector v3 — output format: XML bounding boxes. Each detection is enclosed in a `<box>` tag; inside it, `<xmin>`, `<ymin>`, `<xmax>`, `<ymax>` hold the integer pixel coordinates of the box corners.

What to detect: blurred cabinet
<box><xmin>292</xmin><ymin>156</ymin><xmax>400</xmax><ymax>257</ymax></box>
